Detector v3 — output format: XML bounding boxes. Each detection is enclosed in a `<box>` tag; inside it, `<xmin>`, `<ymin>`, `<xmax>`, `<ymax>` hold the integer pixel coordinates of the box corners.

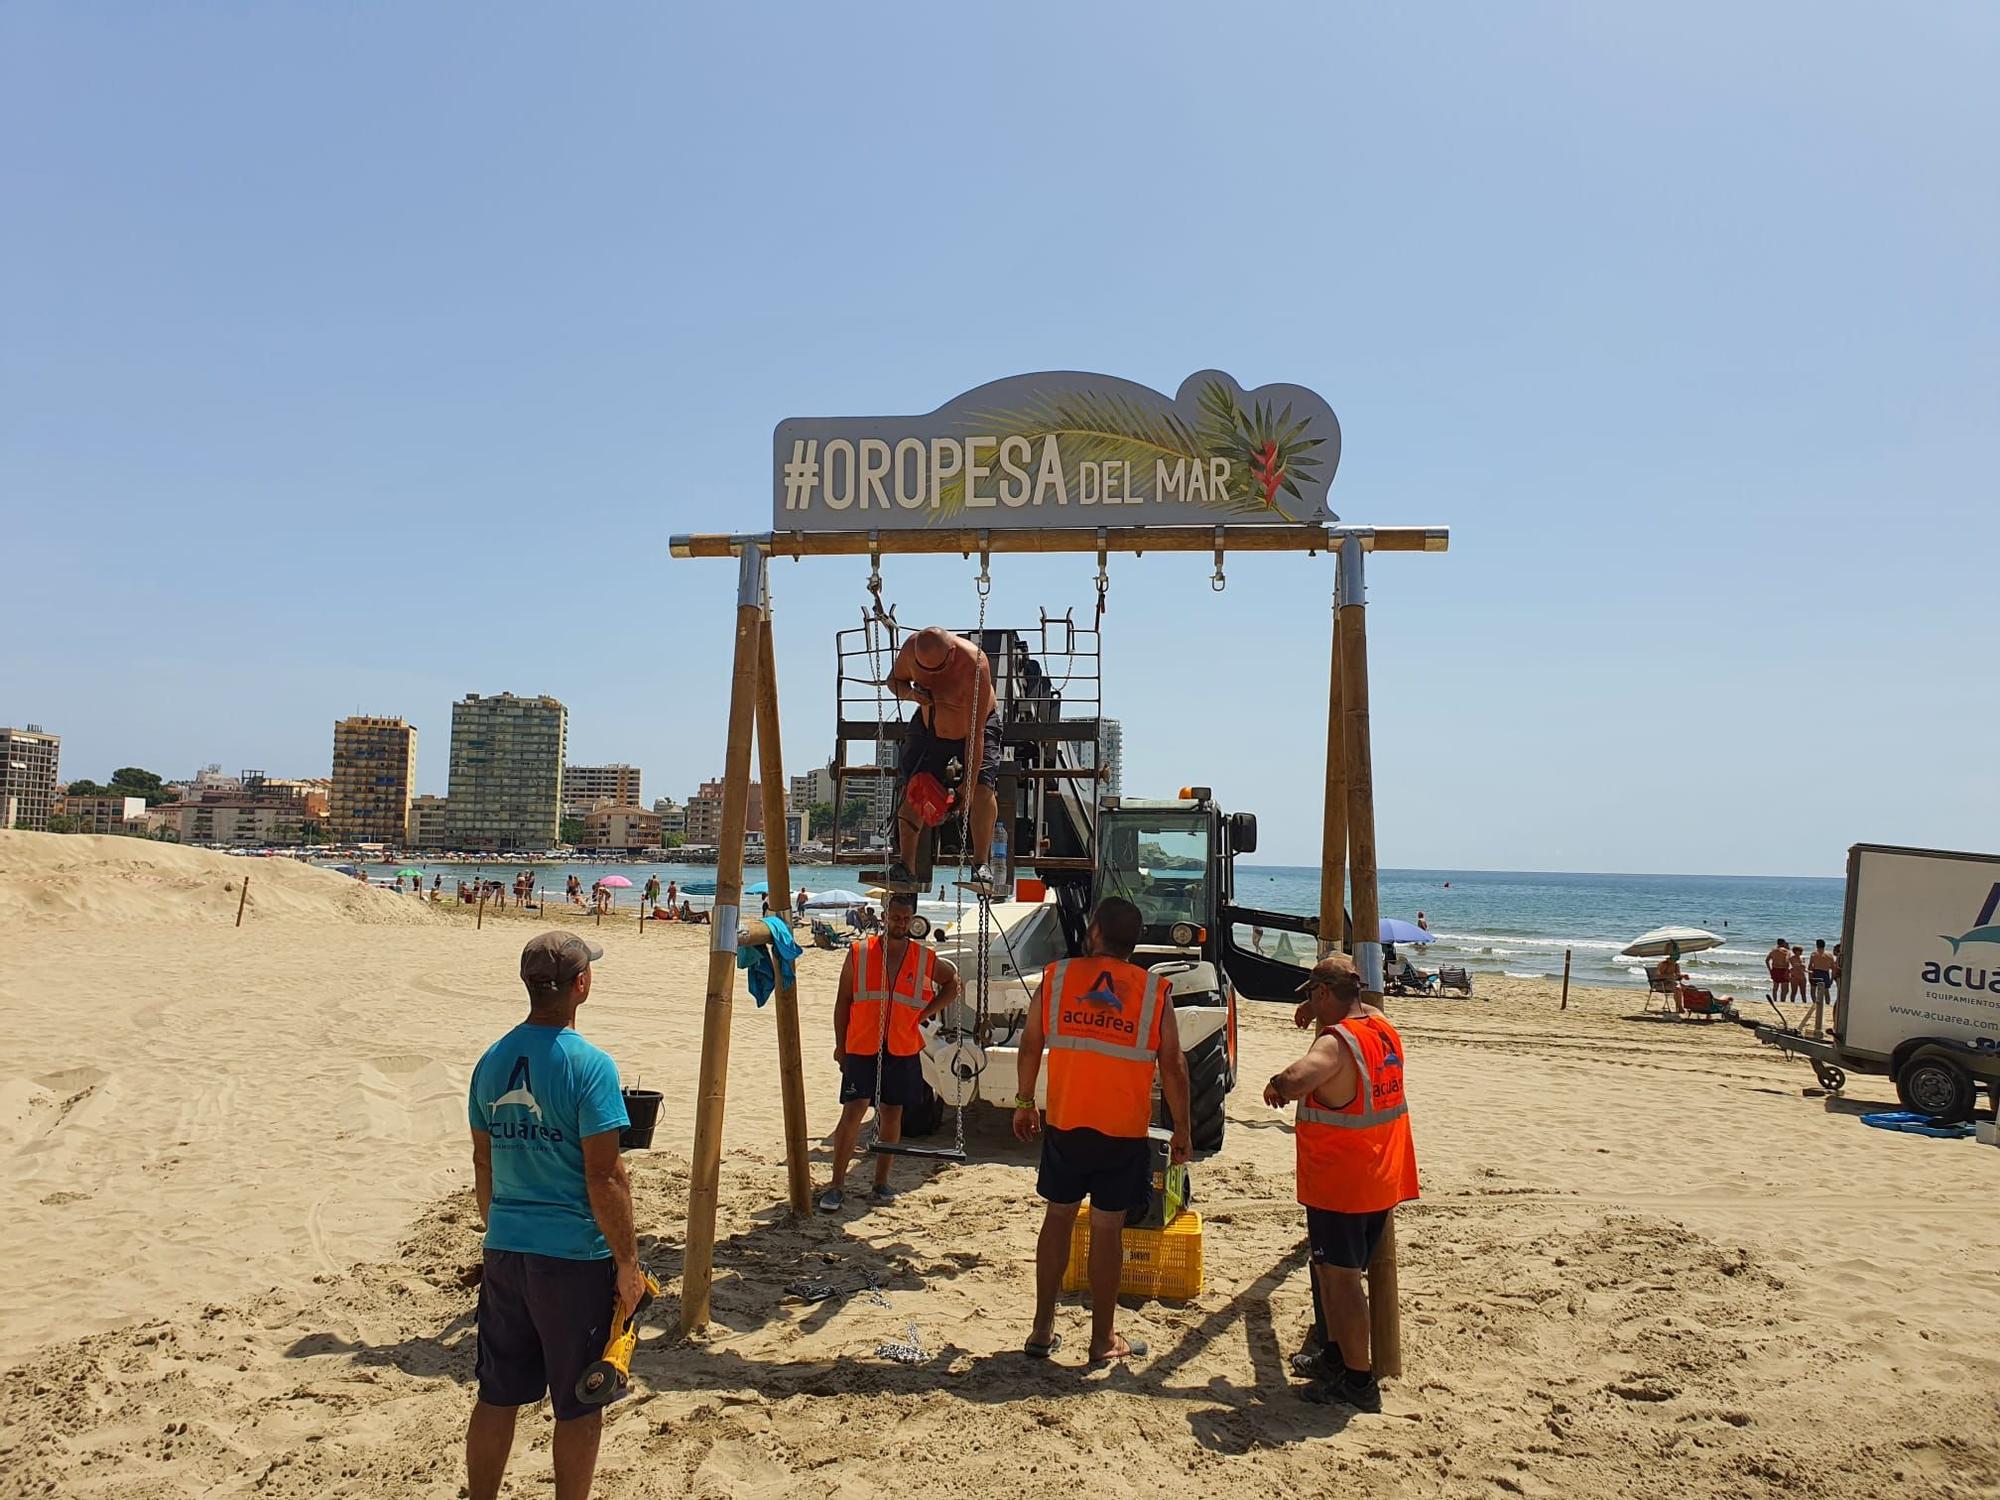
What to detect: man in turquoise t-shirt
<box><xmin>465</xmin><ymin>931</ymin><xmax>639</xmax><ymax>1500</ymax></box>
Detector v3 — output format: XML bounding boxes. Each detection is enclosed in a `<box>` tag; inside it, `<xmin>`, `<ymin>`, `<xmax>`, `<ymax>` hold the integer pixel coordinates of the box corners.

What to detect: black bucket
<box><xmin>620</xmin><ymin>1089</ymin><xmax>663</xmax><ymax>1151</ymax></box>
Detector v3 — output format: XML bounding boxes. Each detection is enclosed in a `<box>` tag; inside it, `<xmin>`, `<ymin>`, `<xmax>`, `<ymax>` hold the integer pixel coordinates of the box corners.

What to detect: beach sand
<box><xmin>2</xmin><ymin>832</ymin><xmax>1996</xmax><ymax>1498</ymax></box>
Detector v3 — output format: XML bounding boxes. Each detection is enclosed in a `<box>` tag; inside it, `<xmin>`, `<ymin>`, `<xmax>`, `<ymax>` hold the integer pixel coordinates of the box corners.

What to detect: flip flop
<box><xmin>816</xmin><ymin>1188</ymin><xmax>845</xmax><ymax>1213</ymax></box>
<box><xmin>1086</xmin><ymin>1337</ymin><xmax>1148</xmax><ymax>1365</ymax></box>
<box><xmin>1022</xmin><ymin>1332</ymin><xmax>1062</xmax><ymax>1359</ymax></box>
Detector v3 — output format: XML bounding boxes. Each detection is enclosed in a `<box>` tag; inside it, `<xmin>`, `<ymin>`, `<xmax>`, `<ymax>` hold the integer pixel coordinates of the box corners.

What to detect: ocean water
<box><xmin>323</xmin><ymin>857</ymin><xmax>1845</xmax><ymax>992</ymax></box>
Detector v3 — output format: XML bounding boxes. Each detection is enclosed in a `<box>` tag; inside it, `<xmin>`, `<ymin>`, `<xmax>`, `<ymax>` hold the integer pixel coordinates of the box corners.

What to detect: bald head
<box><xmin>912</xmin><ymin>626</ymin><xmax>953</xmax><ymax>670</ymax></box>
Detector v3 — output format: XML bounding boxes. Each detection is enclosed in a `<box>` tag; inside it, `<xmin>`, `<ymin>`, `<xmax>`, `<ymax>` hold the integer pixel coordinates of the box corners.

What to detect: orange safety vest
<box><xmin>1295</xmin><ymin>1014</ymin><xmax>1419</xmax><ymax>1214</ymax></box>
<box><xmin>845</xmin><ymin>936</ymin><xmax>937</xmax><ymax>1058</ymax></box>
<box><xmin>1041</xmin><ymin>957</ymin><xmax>1169</xmax><ymax>1139</ymax></box>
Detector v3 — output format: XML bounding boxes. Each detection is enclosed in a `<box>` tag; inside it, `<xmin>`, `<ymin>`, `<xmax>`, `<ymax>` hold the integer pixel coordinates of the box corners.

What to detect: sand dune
<box><xmin>1</xmin><ymin>836</ymin><xmax>1997</xmax><ymax>1498</ymax></box>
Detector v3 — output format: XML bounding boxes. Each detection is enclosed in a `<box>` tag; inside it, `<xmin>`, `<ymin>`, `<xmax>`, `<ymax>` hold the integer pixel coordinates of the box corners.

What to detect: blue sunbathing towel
<box><xmin>737</xmin><ymin>914</ymin><xmax>802</xmax><ymax>1007</ymax></box>
<box><xmin>1859</xmin><ymin>1111</ymin><xmax>1975</xmax><ymax>1140</ymax></box>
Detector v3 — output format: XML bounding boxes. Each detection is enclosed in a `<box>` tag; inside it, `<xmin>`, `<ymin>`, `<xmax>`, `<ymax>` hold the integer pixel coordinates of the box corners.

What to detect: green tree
<box><xmin>63</xmin><ymin>768</ymin><xmax>177</xmax><ymax>805</ymax></box>
<box><xmin>560</xmin><ymin>815</ymin><xmax>587</xmax><ymax>845</ymax></box>
<box><xmin>46</xmin><ymin>814</ymin><xmax>80</xmax><ymax>834</ymax></box>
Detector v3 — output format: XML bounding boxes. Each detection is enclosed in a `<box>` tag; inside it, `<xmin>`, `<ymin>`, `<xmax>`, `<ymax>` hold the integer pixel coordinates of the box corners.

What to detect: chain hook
<box><xmin>975</xmin><ymin>530</ymin><xmax>991</xmax><ymax>600</ymax></box>
<box><xmin>1211</xmin><ymin>527</ymin><xmax>1227</xmax><ymax>592</ymax></box>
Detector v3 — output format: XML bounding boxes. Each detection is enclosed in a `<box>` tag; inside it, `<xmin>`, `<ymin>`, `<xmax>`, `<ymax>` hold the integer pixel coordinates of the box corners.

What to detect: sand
<box><xmin>1</xmin><ymin>830</ymin><xmax>1997</xmax><ymax>1499</ymax></box>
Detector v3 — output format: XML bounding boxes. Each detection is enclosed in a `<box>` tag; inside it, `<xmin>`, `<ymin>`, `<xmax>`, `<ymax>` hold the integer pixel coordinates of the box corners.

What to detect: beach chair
<box><xmin>1435</xmin><ymin>965</ymin><xmax>1473</xmax><ymax>997</ymax></box>
<box><xmin>1642</xmin><ymin>965</ymin><xmax>1680</xmax><ymax>1014</ymax></box>
<box><xmin>1385</xmin><ymin>958</ymin><xmax>1438</xmax><ymax>997</ymax></box>
<box><xmin>1676</xmin><ymin>985</ymin><xmax>1732</xmax><ymax>1023</ymax></box>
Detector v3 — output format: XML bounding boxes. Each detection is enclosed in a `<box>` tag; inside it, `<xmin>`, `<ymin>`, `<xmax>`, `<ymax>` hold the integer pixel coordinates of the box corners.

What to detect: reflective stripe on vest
<box><xmin>847</xmin><ymin>937</ymin><xmax>933</xmax><ymax>1056</ymax></box>
<box><xmin>1040</xmin><ymin>957</ymin><xmax>1168</xmax><ymax>1138</ymax></box>
<box><xmin>1297</xmin><ymin>1024</ymin><xmax>1409</xmax><ymax>1128</ymax></box>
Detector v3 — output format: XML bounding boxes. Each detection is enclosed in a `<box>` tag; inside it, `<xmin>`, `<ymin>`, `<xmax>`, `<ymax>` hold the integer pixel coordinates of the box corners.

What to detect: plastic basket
<box><xmin>1062</xmin><ymin>1209</ymin><xmax>1204</xmax><ymax>1301</ymax></box>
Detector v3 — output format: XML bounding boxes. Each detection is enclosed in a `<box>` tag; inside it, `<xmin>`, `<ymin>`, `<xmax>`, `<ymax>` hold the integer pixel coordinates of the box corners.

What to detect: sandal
<box><xmin>1022</xmin><ymin>1332</ymin><xmax>1062</xmax><ymax>1359</ymax></box>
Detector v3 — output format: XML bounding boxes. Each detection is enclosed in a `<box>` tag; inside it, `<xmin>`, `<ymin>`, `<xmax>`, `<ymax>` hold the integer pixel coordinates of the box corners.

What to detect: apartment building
<box><xmin>582</xmin><ymin>803</ymin><xmax>661</xmax><ymax>852</ymax></box>
<box><xmin>0</xmin><ymin>725</ymin><xmax>61</xmax><ymax>831</ymax></box>
<box><xmin>56</xmin><ymin>793</ymin><xmax>148</xmax><ymax>835</ymax></box>
<box><xmin>406</xmin><ymin>794</ymin><xmax>450</xmax><ymax>848</ymax></box>
<box><xmin>330</xmin><ymin>717</ymin><xmax>418</xmax><ymax>843</ymax></box>
<box><xmin>563</xmin><ymin>763</ymin><xmax>642</xmax><ymax>816</ymax></box>
<box><xmin>445</xmin><ymin>693</ymin><xmax>566</xmax><ymax>851</ymax></box>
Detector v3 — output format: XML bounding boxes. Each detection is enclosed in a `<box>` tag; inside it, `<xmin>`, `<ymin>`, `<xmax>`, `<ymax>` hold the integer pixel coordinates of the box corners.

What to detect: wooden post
<box><xmin>477</xmin><ymin>887</ymin><xmax>485</xmax><ymax>930</ymax></box>
<box><xmin>1338</xmin><ymin>535</ymin><xmax>1401</xmax><ymax>1381</ymax></box>
<box><xmin>1319</xmin><ymin>593</ymin><xmax>1348</xmax><ymax>959</ymax></box>
<box><xmin>754</xmin><ymin>611</ymin><xmax>813</xmax><ymax>1217</ymax></box>
<box><xmin>1561</xmin><ymin>949</ymin><xmax>1572</xmax><ymax>1010</ymax></box>
<box><xmin>235</xmin><ymin>875</ymin><xmax>250</xmax><ymax>928</ymax></box>
<box><xmin>681</xmin><ymin>543</ymin><xmax>767</xmax><ymax>1337</ymax></box>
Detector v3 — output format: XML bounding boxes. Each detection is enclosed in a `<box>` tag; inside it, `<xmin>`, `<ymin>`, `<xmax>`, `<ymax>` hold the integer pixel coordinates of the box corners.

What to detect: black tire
<box><xmin>1187</xmin><ymin>1031</ymin><xmax>1227</xmax><ymax>1154</ymax></box>
<box><xmin>1895</xmin><ymin>1051</ymin><xmax>1975</xmax><ymax>1122</ymax></box>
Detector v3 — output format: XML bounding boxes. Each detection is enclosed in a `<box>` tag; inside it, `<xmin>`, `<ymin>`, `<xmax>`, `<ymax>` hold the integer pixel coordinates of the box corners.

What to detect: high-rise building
<box><xmin>330</xmin><ymin>718</ymin><xmax>417</xmax><ymax>843</ymax></box>
<box><xmin>563</xmin><ymin>763</ymin><xmax>642</xmax><ymax>816</ymax></box>
<box><xmin>406</xmin><ymin>794</ymin><xmax>450</xmax><ymax>848</ymax></box>
<box><xmin>446</xmin><ymin>693</ymin><xmax>567</xmax><ymax>851</ymax></box>
<box><xmin>1098</xmin><ymin>718</ymin><xmax>1124</xmax><ymax>798</ymax></box>
<box><xmin>0</xmin><ymin>725</ymin><xmax>61</xmax><ymax>831</ymax></box>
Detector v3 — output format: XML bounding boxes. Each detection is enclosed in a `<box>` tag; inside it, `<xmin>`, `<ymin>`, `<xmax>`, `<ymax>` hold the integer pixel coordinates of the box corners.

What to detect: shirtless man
<box><xmin>1788</xmin><ymin>945</ymin><xmax>1808</xmax><ymax>1004</ymax></box>
<box><xmin>1766</xmin><ymin>939</ymin><xmax>1792</xmax><ymax>1002</ymax></box>
<box><xmin>1807</xmin><ymin>939</ymin><xmax>1836</xmax><ymax>1032</ymax></box>
<box><xmin>884</xmin><ymin>626</ymin><xmax>1000</xmax><ymax>891</ymax></box>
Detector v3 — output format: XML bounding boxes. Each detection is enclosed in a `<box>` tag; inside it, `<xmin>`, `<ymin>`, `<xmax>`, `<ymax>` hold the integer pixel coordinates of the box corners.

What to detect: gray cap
<box><xmin>521</xmin><ymin>930</ymin><xmax>604</xmax><ymax>988</ymax></box>
<box><xmin>1295</xmin><ymin>951</ymin><xmax>1362</xmax><ymax>996</ymax></box>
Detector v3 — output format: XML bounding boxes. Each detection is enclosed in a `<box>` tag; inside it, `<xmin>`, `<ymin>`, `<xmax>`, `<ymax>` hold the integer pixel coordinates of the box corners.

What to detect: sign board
<box><xmin>1844</xmin><ymin>845</ymin><xmax>2000</xmax><ymax>1057</ymax></box>
<box><xmin>772</xmin><ymin>370</ymin><xmax>1339</xmax><ymax>532</ymax></box>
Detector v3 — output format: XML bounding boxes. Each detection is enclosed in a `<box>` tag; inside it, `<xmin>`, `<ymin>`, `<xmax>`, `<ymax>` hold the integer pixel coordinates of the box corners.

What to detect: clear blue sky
<box><xmin>3</xmin><ymin>3</ymin><xmax>1993</xmax><ymax>875</ymax></box>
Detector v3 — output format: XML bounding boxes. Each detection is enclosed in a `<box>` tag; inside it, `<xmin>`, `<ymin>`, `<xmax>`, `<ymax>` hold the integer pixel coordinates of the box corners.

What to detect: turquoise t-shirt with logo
<box><xmin>469</xmin><ymin>1023</ymin><xmax>629</xmax><ymax>1261</ymax></box>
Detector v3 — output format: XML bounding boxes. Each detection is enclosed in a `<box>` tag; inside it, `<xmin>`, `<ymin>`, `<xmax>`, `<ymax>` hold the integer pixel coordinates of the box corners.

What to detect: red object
<box><xmin>906</xmin><ymin>771</ymin><xmax>955</xmax><ymax>828</ymax></box>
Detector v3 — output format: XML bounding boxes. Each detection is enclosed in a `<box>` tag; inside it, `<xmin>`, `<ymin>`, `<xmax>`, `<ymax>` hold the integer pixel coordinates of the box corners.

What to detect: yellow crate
<box><xmin>1061</xmin><ymin>1209</ymin><xmax>1204</xmax><ymax>1301</ymax></box>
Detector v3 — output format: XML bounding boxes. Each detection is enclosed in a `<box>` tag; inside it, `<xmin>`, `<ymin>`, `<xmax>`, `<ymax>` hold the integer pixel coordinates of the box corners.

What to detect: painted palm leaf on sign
<box><xmin>936</xmin><ymin>378</ymin><xmax>1317</xmax><ymax>522</ymax></box>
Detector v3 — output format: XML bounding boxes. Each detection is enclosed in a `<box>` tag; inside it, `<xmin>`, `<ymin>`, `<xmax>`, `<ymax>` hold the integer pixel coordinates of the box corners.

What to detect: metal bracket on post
<box><xmin>1093</xmin><ymin>528</ymin><xmax>1109</xmax><ymax>620</ymax></box>
<box><xmin>737</xmin><ymin>540</ymin><xmax>766</xmax><ymax>610</ymax></box>
<box><xmin>1338</xmin><ymin>533</ymin><xmax>1366</xmax><ymax>609</ymax></box>
<box><xmin>1211</xmin><ymin>527</ymin><xmax>1227</xmax><ymax>592</ymax></box>
<box><xmin>1353</xmin><ymin>939</ymin><xmax>1384</xmax><ymax>996</ymax></box>
<box><xmin>975</xmin><ymin>531</ymin><xmax>991</xmax><ymax>599</ymax></box>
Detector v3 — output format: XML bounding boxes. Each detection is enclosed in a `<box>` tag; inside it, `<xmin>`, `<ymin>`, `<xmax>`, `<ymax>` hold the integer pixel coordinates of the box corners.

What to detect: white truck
<box><xmin>1759</xmin><ymin>843</ymin><xmax>2000</xmax><ymax>1121</ymax></box>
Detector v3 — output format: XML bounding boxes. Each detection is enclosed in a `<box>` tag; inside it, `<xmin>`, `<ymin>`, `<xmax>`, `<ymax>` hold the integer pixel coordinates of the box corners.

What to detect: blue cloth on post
<box><xmin>737</xmin><ymin>914</ymin><xmax>802</xmax><ymax>1006</ymax></box>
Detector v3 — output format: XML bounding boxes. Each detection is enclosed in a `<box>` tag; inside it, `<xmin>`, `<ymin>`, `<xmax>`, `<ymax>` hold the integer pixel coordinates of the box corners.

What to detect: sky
<box><xmin>2</xmin><ymin>3</ymin><xmax>1994</xmax><ymax>876</ymax></box>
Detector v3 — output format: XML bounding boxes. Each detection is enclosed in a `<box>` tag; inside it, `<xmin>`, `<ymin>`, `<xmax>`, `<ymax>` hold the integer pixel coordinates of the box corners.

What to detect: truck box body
<box><xmin>1842</xmin><ymin>844</ymin><xmax>2000</xmax><ymax>1061</ymax></box>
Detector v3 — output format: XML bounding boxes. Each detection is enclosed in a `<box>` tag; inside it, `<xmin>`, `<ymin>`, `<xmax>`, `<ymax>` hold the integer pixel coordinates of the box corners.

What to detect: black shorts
<box><xmin>1306</xmin><ymin>1207</ymin><xmax>1391</xmax><ymax>1271</ymax></box>
<box><xmin>839</xmin><ymin>1049</ymin><xmax>926</xmax><ymax>1108</ymax></box>
<box><xmin>475</xmin><ymin>1249</ymin><xmax>618</xmax><ymax>1422</ymax></box>
<box><xmin>1037</xmin><ymin>1125</ymin><xmax>1151</xmax><ymax>1216</ymax></box>
<box><xmin>902</xmin><ymin>710</ymin><xmax>1002</xmax><ymax>791</ymax></box>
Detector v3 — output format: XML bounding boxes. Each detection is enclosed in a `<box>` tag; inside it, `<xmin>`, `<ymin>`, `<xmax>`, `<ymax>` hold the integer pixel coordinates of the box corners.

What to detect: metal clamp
<box><xmin>1094</xmin><ymin>527</ymin><xmax>1109</xmax><ymax>605</ymax></box>
<box><xmin>975</xmin><ymin>530</ymin><xmax>991</xmax><ymax>599</ymax></box>
<box><xmin>1211</xmin><ymin>527</ymin><xmax>1227</xmax><ymax>592</ymax></box>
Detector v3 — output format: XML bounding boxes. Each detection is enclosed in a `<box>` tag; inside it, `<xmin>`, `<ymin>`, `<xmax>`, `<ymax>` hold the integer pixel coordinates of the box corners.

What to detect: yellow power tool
<box><xmin>574</xmin><ymin>1268</ymin><xmax>660</xmax><ymax>1406</ymax></box>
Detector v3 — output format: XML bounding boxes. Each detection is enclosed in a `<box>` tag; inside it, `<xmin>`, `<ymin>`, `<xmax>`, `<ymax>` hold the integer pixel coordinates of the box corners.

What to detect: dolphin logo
<box><xmin>491</xmin><ymin>1057</ymin><xmax>542</xmax><ymax>1120</ymax></box>
<box><xmin>1939</xmin><ymin>925</ymin><xmax>2000</xmax><ymax>955</ymax></box>
<box><xmin>1080</xmin><ymin>969</ymin><xmax>1124</xmax><ymax>1010</ymax></box>
<box><xmin>1940</xmin><ymin>883</ymin><xmax>2000</xmax><ymax>955</ymax></box>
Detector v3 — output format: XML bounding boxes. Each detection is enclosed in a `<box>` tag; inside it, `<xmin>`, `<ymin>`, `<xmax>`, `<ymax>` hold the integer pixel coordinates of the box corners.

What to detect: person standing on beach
<box><xmin>1808</xmin><ymin>940</ymin><xmax>1836</xmax><ymax>1031</ymax></box>
<box><xmin>1788</xmin><ymin>944</ymin><xmax>1808</xmax><ymax>1003</ymax></box>
<box><xmin>665</xmin><ymin>879</ymin><xmax>677</xmax><ymax>909</ymax></box>
<box><xmin>1265</xmin><ymin>952</ymin><xmax>1418</xmax><ymax>1414</ymax></box>
<box><xmin>1767</xmin><ymin>939</ymin><xmax>1792</xmax><ymax>1001</ymax></box>
<box><xmin>643</xmin><ymin>874</ymin><xmax>660</xmax><ymax>915</ymax></box>
<box><xmin>1014</xmin><ymin>897</ymin><xmax>1192</xmax><ymax>1365</ymax></box>
<box><xmin>823</xmin><ymin>891</ymin><xmax>959</xmax><ymax>1211</ymax></box>
<box><xmin>466</xmin><ymin>932</ymin><xmax>639</xmax><ymax>1500</ymax></box>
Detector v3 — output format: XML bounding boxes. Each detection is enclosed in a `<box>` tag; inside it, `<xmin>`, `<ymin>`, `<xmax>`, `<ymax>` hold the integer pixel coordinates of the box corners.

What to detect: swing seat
<box><xmin>867</xmin><ymin>1142</ymin><xmax>969</xmax><ymax>1163</ymax></box>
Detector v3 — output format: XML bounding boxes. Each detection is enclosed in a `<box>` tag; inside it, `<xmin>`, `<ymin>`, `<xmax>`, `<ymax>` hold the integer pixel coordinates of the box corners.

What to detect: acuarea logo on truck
<box><xmin>1924</xmin><ymin>883</ymin><xmax>2000</xmax><ymax>992</ymax></box>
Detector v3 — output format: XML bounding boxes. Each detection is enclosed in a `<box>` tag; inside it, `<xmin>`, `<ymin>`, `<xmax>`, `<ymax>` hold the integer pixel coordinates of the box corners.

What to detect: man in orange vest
<box><xmin>1012</xmin><ymin>897</ymin><xmax>1191</xmax><ymax>1364</ymax></box>
<box><xmin>1263</xmin><ymin>952</ymin><xmax>1418</xmax><ymax>1413</ymax></box>
<box><xmin>821</xmin><ymin>892</ymin><xmax>959</xmax><ymax>1212</ymax></box>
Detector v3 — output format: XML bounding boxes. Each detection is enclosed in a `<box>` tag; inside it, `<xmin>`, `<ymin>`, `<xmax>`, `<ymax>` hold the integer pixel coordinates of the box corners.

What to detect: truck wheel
<box><xmin>1188</xmin><ymin>1032</ymin><xmax>1227</xmax><ymax>1154</ymax></box>
<box><xmin>903</xmin><ymin>1081</ymin><xmax>945</xmax><ymax>1138</ymax></box>
<box><xmin>1895</xmin><ymin>1051</ymin><xmax>1975</xmax><ymax>1122</ymax></box>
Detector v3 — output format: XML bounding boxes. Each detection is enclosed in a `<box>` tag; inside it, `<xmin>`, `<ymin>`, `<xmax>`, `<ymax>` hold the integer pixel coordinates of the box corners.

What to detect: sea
<box><xmin>321</xmin><ymin>858</ymin><xmax>1844</xmax><ymax>992</ymax></box>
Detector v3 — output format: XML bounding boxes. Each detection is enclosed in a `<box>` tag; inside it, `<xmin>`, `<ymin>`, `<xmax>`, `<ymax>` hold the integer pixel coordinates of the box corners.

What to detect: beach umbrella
<box><xmin>598</xmin><ymin>875</ymin><xmax>633</xmax><ymax>889</ymax></box>
<box><xmin>744</xmin><ymin>880</ymin><xmax>768</xmax><ymax>894</ymax></box>
<box><xmin>1620</xmin><ymin>926</ymin><xmax>1724</xmax><ymax>959</ymax></box>
<box><xmin>396</xmin><ymin>868</ymin><xmax>422</xmax><ymax>878</ymax></box>
<box><xmin>803</xmin><ymin>887</ymin><xmax>872</xmax><ymax>909</ymax></box>
<box><xmin>1380</xmin><ymin>918</ymin><xmax>1435</xmax><ymax>945</ymax></box>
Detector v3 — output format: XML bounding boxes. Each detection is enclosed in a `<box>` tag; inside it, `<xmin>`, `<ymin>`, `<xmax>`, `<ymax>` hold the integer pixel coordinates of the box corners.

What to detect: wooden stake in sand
<box><xmin>477</xmin><ymin>888</ymin><xmax>486</xmax><ymax>930</ymax></box>
<box><xmin>235</xmin><ymin>875</ymin><xmax>250</xmax><ymax>928</ymax></box>
<box><xmin>753</xmin><ymin>611</ymin><xmax>813</xmax><ymax>1218</ymax></box>
<box><xmin>682</xmin><ymin>543</ymin><xmax>767</xmax><ymax>1337</ymax></box>
<box><xmin>1561</xmin><ymin>949</ymin><xmax>1572</xmax><ymax>1010</ymax></box>
<box><xmin>1337</xmin><ymin>535</ymin><xmax>1403</xmax><ymax>1381</ymax></box>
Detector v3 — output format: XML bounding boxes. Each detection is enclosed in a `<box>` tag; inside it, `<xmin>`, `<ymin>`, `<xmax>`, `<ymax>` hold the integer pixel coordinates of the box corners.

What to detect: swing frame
<box><xmin>667</xmin><ymin>521</ymin><xmax>1448</xmax><ymax>1376</ymax></box>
